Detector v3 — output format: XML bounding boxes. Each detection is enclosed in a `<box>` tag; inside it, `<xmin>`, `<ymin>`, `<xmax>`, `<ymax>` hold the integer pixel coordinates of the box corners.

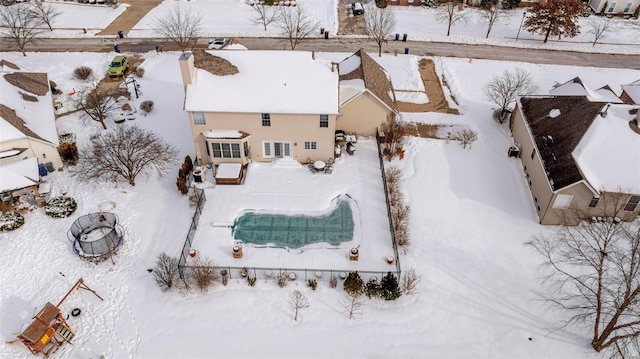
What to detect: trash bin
<box><xmin>395</xmin><ymin>33</ymin><xmax>399</xmax><ymax>41</ymax></box>
<box><xmin>404</xmin><ymin>47</ymin><xmax>409</xmax><ymax>54</ymax></box>
<box><xmin>117</xmin><ymin>30</ymin><xmax>124</xmax><ymax>39</ymax></box>
<box><xmin>114</xmin><ymin>44</ymin><xmax>120</xmax><ymax>53</ymax></box>
<box><xmin>38</xmin><ymin>164</ymin><xmax>48</xmax><ymax>177</ymax></box>
<box><xmin>324</xmin><ymin>31</ymin><xmax>329</xmax><ymax>39</ymax></box>
<box><xmin>402</xmin><ymin>33</ymin><xmax>407</xmax><ymax>41</ymax></box>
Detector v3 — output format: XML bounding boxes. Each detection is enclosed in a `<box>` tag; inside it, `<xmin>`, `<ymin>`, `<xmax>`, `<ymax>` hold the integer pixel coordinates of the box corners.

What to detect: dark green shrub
<box><xmin>365</xmin><ymin>278</ymin><xmax>382</xmax><ymax>298</ymax></box>
<box><xmin>307</xmin><ymin>278</ymin><xmax>318</xmax><ymax>290</ymax></box>
<box><xmin>45</xmin><ymin>197</ymin><xmax>78</xmax><ymax>218</ymax></box>
<box><xmin>380</xmin><ymin>272</ymin><xmax>402</xmax><ymax>301</ymax></box>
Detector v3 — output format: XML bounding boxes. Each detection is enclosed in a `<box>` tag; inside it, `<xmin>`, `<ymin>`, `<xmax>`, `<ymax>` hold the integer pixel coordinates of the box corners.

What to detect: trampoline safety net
<box><xmin>67</xmin><ymin>212</ymin><xmax>123</xmax><ymax>258</ymax></box>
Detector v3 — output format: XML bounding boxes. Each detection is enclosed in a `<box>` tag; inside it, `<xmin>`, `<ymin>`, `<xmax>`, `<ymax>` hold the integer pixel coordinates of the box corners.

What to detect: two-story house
<box><xmin>178</xmin><ymin>49</ymin><xmax>397</xmax><ymax>168</ymax></box>
<box><xmin>510</xmin><ymin>95</ymin><xmax>640</xmax><ymax>225</ymax></box>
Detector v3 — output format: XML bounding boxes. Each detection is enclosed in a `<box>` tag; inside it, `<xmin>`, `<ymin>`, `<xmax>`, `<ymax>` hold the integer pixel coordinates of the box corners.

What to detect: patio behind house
<box><xmin>189</xmin><ymin>138</ymin><xmax>396</xmax><ymax>274</ymax></box>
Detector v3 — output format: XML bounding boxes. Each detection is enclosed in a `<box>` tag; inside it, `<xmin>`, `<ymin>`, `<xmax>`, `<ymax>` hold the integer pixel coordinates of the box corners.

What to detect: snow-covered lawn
<box><xmin>1</xmin><ymin>49</ymin><xmax>639</xmax><ymax>358</ymax></box>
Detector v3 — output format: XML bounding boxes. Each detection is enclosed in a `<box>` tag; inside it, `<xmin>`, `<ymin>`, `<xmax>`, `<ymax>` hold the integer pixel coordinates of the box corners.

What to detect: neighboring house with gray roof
<box><xmin>0</xmin><ymin>66</ymin><xmax>62</xmax><ymax>171</ymax></box>
<box><xmin>510</xmin><ymin>95</ymin><xmax>640</xmax><ymax>225</ymax></box>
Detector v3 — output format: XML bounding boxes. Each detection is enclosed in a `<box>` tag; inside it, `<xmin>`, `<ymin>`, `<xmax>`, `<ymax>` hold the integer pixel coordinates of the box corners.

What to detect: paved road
<box><xmin>2</xmin><ymin>36</ymin><xmax>639</xmax><ymax>69</ymax></box>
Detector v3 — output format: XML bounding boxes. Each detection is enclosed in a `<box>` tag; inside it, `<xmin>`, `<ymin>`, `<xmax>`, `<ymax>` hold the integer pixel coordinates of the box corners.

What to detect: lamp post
<box><xmin>516</xmin><ymin>11</ymin><xmax>526</xmax><ymax>42</ymax></box>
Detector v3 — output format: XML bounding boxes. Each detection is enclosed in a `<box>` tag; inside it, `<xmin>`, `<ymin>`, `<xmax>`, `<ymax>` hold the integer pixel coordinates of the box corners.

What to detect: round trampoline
<box><xmin>67</xmin><ymin>212</ymin><xmax>124</xmax><ymax>260</ymax></box>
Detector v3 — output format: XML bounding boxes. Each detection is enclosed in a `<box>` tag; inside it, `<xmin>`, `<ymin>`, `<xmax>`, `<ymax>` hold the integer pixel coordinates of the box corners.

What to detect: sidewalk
<box><xmin>397</xmin><ymin>58</ymin><xmax>459</xmax><ymax>114</ymax></box>
<box><xmin>97</xmin><ymin>0</ymin><xmax>163</xmax><ymax>36</ymax></box>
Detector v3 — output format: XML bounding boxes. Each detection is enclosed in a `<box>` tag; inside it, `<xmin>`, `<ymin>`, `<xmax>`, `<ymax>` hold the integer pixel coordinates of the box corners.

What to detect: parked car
<box><xmin>108</xmin><ymin>55</ymin><xmax>128</xmax><ymax>77</ymax></box>
<box><xmin>352</xmin><ymin>2</ymin><xmax>364</xmax><ymax>15</ymax></box>
<box><xmin>208</xmin><ymin>38</ymin><xmax>229</xmax><ymax>49</ymax></box>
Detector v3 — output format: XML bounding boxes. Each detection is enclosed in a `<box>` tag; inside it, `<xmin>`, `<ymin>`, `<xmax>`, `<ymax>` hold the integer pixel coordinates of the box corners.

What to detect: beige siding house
<box><xmin>179</xmin><ymin>49</ymin><xmax>397</xmax><ymax>168</ymax></box>
<box><xmin>1</xmin><ymin>65</ymin><xmax>61</xmax><ymax>196</ymax></box>
<box><xmin>510</xmin><ymin>95</ymin><xmax>640</xmax><ymax>225</ymax></box>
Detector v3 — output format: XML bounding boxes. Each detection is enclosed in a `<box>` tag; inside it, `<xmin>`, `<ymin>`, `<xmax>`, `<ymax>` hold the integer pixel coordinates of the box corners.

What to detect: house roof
<box><xmin>621</xmin><ymin>79</ymin><xmax>640</xmax><ymax>104</ymax></box>
<box><xmin>549</xmin><ymin>77</ymin><xmax>621</xmax><ymax>103</ymax></box>
<box><xmin>338</xmin><ymin>50</ymin><xmax>398</xmax><ymax>112</ymax></box>
<box><xmin>184</xmin><ymin>50</ymin><xmax>339</xmax><ymax>115</ymax></box>
<box><xmin>572</xmin><ymin>104</ymin><xmax>640</xmax><ymax>194</ymax></box>
<box><xmin>0</xmin><ymin>157</ymin><xmax>39</xmax><ymax>193</ymax></box>
<box><xmin>519</xmin><ymin>96</ymin><xmax>606</xmax><ymax>190</ymax></box>
<box><xmin>0</xmin><ymin>69</ymin><xmax>58</xmax><ymax>145</ymax></box>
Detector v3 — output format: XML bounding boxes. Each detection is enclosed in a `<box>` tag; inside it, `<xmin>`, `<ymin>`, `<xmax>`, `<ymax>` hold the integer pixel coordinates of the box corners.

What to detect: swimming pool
<box><xmin>232</xmin><ymin>198</ymin><xmax>355</xmax><ymax>249</ymax></box>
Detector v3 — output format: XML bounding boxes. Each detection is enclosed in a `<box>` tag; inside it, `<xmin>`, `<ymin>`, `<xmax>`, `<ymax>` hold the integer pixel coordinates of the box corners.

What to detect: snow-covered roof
<box><xmin>572</xmin><ymin>105</ymin><xmax>640</xmax><ymax>194</ymax></box>
<box><xmin>339</xmin><ymin>54</ymin><xmax>361</xmax><ymax>76</ymax></box>
<box><xmin>0</xmin><ymin>157</ymin><xmax>39</xmax><ymax>192</ymax></box>
<box><xmin>185</xmin><ymin>51</ymin><xmax>339</xmax><ymax>115</ymax></box>
<box><xmin>339</xmin><ymin>79</ymin><xmax>365</xmax><ymax>106</ymax></box>
<box><xmin>0</xmin><ymin>70</ymin><xmax>58</xmax><ymax>145</ymax></box>
<box><xmin>550</xmin><ymin>77</ymin><xmax>620</xmax><ymax>103</ymax></box>
<box><xmin>202</xmin><ymin>130</ymin><xmax>244</xmax><ymax>139</ymax></box>
<box><xmin>621</xmin><ymin>80</ymin><xmax>640</xmax><ymax>104</ymax></box>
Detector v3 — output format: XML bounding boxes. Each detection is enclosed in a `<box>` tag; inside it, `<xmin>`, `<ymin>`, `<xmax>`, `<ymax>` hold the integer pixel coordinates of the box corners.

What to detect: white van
<box><xmin>352</xmin><ymin>2</ymin><xmax>364</xmax><ymax>15</ymax></box>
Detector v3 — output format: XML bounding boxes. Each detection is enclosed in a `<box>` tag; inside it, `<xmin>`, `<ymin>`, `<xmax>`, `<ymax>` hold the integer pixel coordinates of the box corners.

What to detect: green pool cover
<box><xmin>232</xmin><ymin>200</ymin><xmax>354</xmax><ymax>248</ymax></box>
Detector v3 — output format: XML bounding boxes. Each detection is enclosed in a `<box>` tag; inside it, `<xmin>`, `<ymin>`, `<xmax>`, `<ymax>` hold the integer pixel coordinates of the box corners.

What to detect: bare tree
<box><xmin>275</xmin><ymin>5</ymin><xmax>318</xmax><ymax>50</ymax></box>
<box><xmin>77</xmin><ymin>84</ymin><xmax>119</xmax><ymax>129</ymax></box>
<box><xmin>480</xmin><ymin>0</ymin><xmax>508</xmax><ymax>38</ymax></box>
<box><xmin>249</xmin><ymin>2</ymin><xmax>276</xmax><ymax>31</ymax></box>
<box><xmin>289</xmin><ymin>290</ymin><xmax>310</xmax><ymax>321</ymax></box>
<box><xmin>380</xmin><ymin>114</ymin><xmax>403</xmax><ymax>161</ymax></box>
<box><xmin>364</xmin><ymin>7</ymin><xmax>397</xmax><ymax>57</ymax></box>
<box><xmin>340</xmin><ymin>295</ymin><xmax>364</xmax><ymax>320</ymax></box>
<box><xmin>527</xmin><ymin>217</ymin><xmax>640</xmax><ymax>358</ymax></box>
<box><xmin>153</xmin><ymin>4</ymin><xmax>203</xmax><ymax>52</ymax></box>
<box><xmin>451</xmin><ymin>128</ymin><xmax>478</xmax><ymax>149</ymax></box>
<box><xmin>77</xmin><ymin>125</ymin><xmax>177</xmax><ymax>186</ymax></box>
<box><xmin>401</xmin><ymin>268</ymin><xmax>421</xmax><ymax>295</ymax></box>
<box><xmin>29</xmin><ymin>0</ymin><xmax>61</xmax><ymax>31</ymax></box>
<box><xmin>435</xmin><ymin>1</ymin><xmax>469</xmax><ymax>36</ymax></box>
<box><xmin>586</xmin><ymin>17</ymin><xmax>617</xmax><ymax>46</ymax></box>
<box><xmin>188</xmin><ymin>257</ymin><xmax>220</xmax><ymax>292</ymax></box>
<box><xmin>0</xmin><ymin>4</ymin><xmax>45</xmax><ymax>56</ymax></box>
<box><xmin>483</xmin><ymin>68</ymin><xmax>537</xmax><ymax>122</ymax></box>
<box><xmin>153</xmin><ymin>252</ymin><xmax>180</xmax><ymax>291</ymax></box>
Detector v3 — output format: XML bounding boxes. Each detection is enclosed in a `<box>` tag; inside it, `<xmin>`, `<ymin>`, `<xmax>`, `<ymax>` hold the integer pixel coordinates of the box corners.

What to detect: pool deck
<box><xmin>189</xmin><ymin>138</ymin><xmax>395</xmax><ymax>273</ymax></box>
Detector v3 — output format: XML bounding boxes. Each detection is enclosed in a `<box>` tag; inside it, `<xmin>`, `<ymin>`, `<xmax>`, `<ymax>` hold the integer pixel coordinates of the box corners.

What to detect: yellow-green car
<box><xmin>108</xmin><ymin>55</ymin><xmax>129</xmax><ymax>77</ymax></box>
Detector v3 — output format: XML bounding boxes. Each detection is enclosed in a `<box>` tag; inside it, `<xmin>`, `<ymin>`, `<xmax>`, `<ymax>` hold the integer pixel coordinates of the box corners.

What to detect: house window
<box><xmin>262</xmin><ymin>113</ymin><xmax>271</xmax><ymax>127</ymax></box>
<box><xmin>304</xmin><ymin>141</ymin><xmax>317</xmax><ymax>150</ymax></box>
<box><xmin>624</xmin><ymin>195</ymin><xmax>640</xmax><ymax>211</ymax></box>
<box><xmin>607</xmin><ymin>2</ymin><xmax>616</xmax><ymax>12</ymax></box>
<box><xmin>319</xmin><ymin>115</ymin><xmax>329</xmax><ymax>128</ymax></box>
<box><xmin>243</xmin><ymin>142</ymin><xmax>250</xmax><ymax>157</ymax></box>
<box><xmin>623</xmin><ymin>2</ymin><xmax>632</xmax><ymax>12</ymax></box>
<box><xmin>530</xmin><ymin>149</ymin><xmax>535</xmax><ymax>160</ymax></box>
<box><xmin>210</xmin><ymin>143</ymin><xmax>241</xmax><ymax>158</ymax></box>
<box><xmin>588</xmin><ymin>197</ymin><xmax>600</xmax><ymax>208</ymax></box>
<box><xmin>263</xmin><ymin>142</ymin><xmax>292</xmax><ymax>158</ymax></box>
<box><xmin>192</xmin><ymin>112</ymin><xmax>205</xmax><ymax>125</ymax></box>
<box><xmin>553</xmin><ymin>194</ymin><xmax>573</xmax><ymax>209</ymax></box>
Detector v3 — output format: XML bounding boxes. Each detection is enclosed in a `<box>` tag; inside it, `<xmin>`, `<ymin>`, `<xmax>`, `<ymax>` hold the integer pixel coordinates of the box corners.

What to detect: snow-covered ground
<box><xmin>30</xmin><ymin>0</ymin><xmax>640</xmax><ymax>54</ymax></box>
<box><xmin>1</xmin><ymin>49</ymin><xmax>639</xmax><ymax>358</ymax></box>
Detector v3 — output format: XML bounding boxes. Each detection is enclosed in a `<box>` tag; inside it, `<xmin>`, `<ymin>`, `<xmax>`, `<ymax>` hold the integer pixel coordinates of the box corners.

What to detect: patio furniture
<box><xmin>313</xmin><ymin>161</ymin><xmax>326</xmax><ymax>172</ymax></box>
<box><xmin>324</xmin><ymin>158</ymin><xmax>335</xmax><ymax>174</ymax></box>
<box><xmin>346</xmin><ymin>142</ymin><xmax>355</xmax><ymax>155</ymax></box>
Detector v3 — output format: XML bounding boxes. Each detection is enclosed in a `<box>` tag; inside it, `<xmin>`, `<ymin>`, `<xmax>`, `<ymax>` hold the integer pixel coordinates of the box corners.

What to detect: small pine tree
<box><xmin>365</xmin><ymin>278</ymin><xmax>382</xmax><ymax>299</ymax></box>
<box><xmin>380</xmin><ymin>272</ymin><xmax>402</xmax><ymax>301</ymax></box>
<box><xmin>343</xmin><ymin>272</ymin><xmax>364</xmax><ymax>297</ymax></box>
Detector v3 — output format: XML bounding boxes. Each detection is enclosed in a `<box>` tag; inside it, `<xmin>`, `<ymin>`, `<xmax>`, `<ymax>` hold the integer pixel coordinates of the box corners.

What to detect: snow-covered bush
<box><xmin>365</xmin><ymin>277</ymin><xmax>382</xmax><ymax>298</ymax></box>
<box><xmin>45</xmin><ymin>196</ymin><xmax>78</xmax><ymax>218</ymax></box>
<box><xmin>140</xmin><ymin>100</ymin><xmax>154</xmax><ymax>113</ymax></box>
<box><xmin>188</xmin><ymin>257</ymin><xmax>219</xmax><ymax>292</ymax></box>
<box><xmin>0</xmin><ymin>212</ymin><xmax>25</xmax><ymax>232</ymax></box>
<box><xmin>343</xmin><ymin>272</ymin><xmax>364</xmax><ymax>297</ymax></box>
<box><xmin>276</xmin><ymin>272</ymin><xmax>289</xmax><ymax>288</ymax></box>
<box><xmin>307</xmin><ymin>278</ymin><xmax>318</xmax><ymax>290</ymax></box>
<box><xmin>73</xmin><ymin>66</ymin><xmax>93</xmax><ymax>80</ymax></box>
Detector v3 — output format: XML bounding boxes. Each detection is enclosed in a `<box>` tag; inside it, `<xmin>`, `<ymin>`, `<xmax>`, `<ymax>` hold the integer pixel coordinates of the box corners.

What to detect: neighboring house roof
<box><xmin>0</xmin><ymin>157</ymin><xmax>39</xmax><ymax>192</ymax></box>
<box><xmin>549</xmin><ymin>77</ymin><xmax>621</xmax><ymax>103</ymax></box>
<box><xmin>573</xmin><ymin>104</ymin><xmax>640</xmax><ymax>194</ymax></box>
<box><xmin>0</xmin><ymin>69</ymin><xmax>58</xmax><ymax>145</ymax></box>
<box><xmin>184</xmin><ymin>50</ymin><xmax>339</xmax><ymax>115</ymax></box>
<box><xmin>621</xmin><ymin>79</ymin><xmax>640</xmax><ymax>104</ymax></box>
<box><xmin>338</xmin><ymin>50</ymin><xmax>398</xmax><ymax>113</ymax></box>
<box><xmin>519</xmin><ymin>96</ymin><xmax>606</xmax><ymax>190</ymax></box>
